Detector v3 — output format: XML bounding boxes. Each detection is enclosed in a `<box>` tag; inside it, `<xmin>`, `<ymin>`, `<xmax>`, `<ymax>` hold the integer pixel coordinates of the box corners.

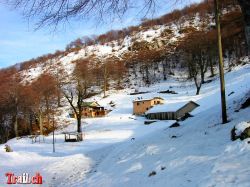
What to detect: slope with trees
<box><xmin>0</xmin><ymin>0</ymin><xmax>249</xmax><ymax>143</ymax></box>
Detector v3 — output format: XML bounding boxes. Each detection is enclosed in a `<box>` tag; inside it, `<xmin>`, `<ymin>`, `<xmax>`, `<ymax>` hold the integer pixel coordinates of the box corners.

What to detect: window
<box><xmin>137</xmin><ymin>102</ymin><xmax>140</xmax><ymax>106</ymax></box>
<box><xmin>157</xmin><ymin>101</ymin><xmax>160</xmax><ymax>104</ymax></box>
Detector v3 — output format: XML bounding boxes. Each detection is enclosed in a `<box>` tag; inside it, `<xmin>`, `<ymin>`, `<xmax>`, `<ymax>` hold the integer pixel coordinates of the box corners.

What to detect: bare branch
<box><xmin>2</xmin><ymin>0</ymin><xmax>161</xmax><ymax>29</ymax></box>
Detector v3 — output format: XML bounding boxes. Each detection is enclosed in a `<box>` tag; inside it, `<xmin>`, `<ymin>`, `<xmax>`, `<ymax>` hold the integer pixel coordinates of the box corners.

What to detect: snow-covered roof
<box><xmin>133</xmin><ymin>97</ymin><xmax>164</xmax><ymax>102</ymax></box>
<box><xmin>82</xmin><ymin>101</ymin><xmax>100</xmax><ymax>107</ymax></box>
<box><xmin>146</xmin><ymin>101</ymin><xmax>199</xmax><ymax>114</ymax></box>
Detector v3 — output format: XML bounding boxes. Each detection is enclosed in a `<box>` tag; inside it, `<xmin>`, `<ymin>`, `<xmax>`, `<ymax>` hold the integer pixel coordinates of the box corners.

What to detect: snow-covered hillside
<box><xmin>0</xmin><ymin>63</ymin><xmax>249</xmax><ymax>187</ymax></box>
<box><xmin>18</xmin><ymin>11</ymin><xmax>210</xmax><ymax>83</ymax></box>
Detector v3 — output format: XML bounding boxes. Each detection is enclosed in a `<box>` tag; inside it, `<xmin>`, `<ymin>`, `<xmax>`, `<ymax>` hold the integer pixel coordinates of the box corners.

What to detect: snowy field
<box><xmin>0</xmin><ymin>64</ymin><xmax>250</xmax><ymax>187</ymax></box>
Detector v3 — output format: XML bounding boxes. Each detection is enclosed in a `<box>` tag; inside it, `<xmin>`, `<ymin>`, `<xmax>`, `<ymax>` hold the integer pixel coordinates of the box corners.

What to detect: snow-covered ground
<box><xmin>0</xmin><ymin>64</ymin><xmax>250</xmax><ymax>187</ymax></box>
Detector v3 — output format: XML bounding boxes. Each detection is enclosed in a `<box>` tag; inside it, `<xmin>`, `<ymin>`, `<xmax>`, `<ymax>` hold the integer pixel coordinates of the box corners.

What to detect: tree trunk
<box><xmin>64</xmin><ymin>90</ymin><xmax>83</xmax><ymax>134</ymax></box>
<box><xmin>199</xmin><ymin>53</ymin><xmax>205</xmax><ymax>84</ymax></box>
<box><xmin>56</xmin><ymin>72</ymin><xmax>62</xmax><ymax>107</ymax></box>
<box><xmin>194</xmin><ymin>77</ymin><xmax>202</xmax><ymax>95</ymax></box>
<box><xmin>196</xmin><ymin>86</ymin><xmax>201</xmax><ymax>95</ymax></box>
<box><xmin>238</xmin><ymin>0</ymin><xmax>250</xmax><ymax>55</ymax></box>
<box><xmin>52</xmin><ymin>116</ymin><xmax>55</xmax><ymax>152</ymax></box>
<box><xmin>133</xmin><ymin>64</ymin><xmax>137</xmax><ymax>78</ymax></box>
<box><xmin>104</xmin><ymin>64</ymin><xmax>107</xmax><ymax>97</ymax></box>
<box><xmin>45</xmin><ymin>97</ymin><xmax>51</xmax><ymax>130</ymax></box>
<box><xmin>214</xmin><ymin>0</ymin><xmax>227</xmax><ymax>124</ymax></box>
<box><xmin>57</xmin><ymin>91</ymin><xmax>61</xmax><ymax>107</ymax></box>
<box><xmin>245</xmin><ymin>26</ymin><xmax>250</xmax><ymax>55</ymax></box>
<box><xmin>39</xmin><ymin>111</ymin><xmax>43</xmax><ymax>135</ymax></box>
<box><xmin>145</xmin><ymin>65</ymin><xmax>150</xmax><ymax>85</ymax></box>
<box><xmin>162</xmin><ymin>60</ymin><xmax>167</xmax><ymax>80</ymax></box>
<box><xmin>76</xmin><ymin>90</ymin><xmax>83</xmax><ymax>133</ymax></box>
<box><xmin>201</xmin><ymin>70</ymin><xmax>205</xmax><ymax>84</ymax></box>
<box><xmin>29</xmin><ymin>113</ymin><xmax>33</xmax><ymax>135</ymax></box>
<box><xmin>14</xmin><ymin>114</ymin><xmax>18</xmax><ymax>137</ymax></box>
<box><xmin>77</xmin><ymin>114</ymin><xmax>82</xmax><ymax>133</ymax></box>
<box><xmin>14</xmin><ymin>97</ymin><xmax>18</xmax><ymax>137</ymax></box>
<box><xmin>209</xmin><ymin>56</ymin><xmax>215</xmax><ymax>77</ymax></box>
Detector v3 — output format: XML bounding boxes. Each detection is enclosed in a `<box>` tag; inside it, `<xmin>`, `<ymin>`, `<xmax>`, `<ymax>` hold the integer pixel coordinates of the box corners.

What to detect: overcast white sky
<box><xmin>0</xmin><ymin>0</ymin><xmax>202</xmax><ymax>69</ymax></box>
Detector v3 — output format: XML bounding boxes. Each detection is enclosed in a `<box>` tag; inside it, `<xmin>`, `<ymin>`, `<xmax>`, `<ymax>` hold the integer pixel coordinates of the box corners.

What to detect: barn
<box><xmin>145</xmin><ymin>101</ymin><xmax>199</xmax><ymax>120</ymax></box>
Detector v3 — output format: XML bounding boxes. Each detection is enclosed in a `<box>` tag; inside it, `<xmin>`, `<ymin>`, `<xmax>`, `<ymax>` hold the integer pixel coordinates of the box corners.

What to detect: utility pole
<box><xmin>214</xmin><ymin>0</ymin><xmax>227</xmax><ymax>124</ymax></box>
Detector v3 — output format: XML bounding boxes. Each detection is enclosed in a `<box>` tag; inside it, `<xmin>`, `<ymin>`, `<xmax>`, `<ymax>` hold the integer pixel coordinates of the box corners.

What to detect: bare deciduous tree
<box><xmin>4</xmin><ymin>0</ymin><xmax>157</xmax><ymax>29</ymax></box>
<box><xmin>63</xmin><ymin>59</ymin><xmax>94</xmax><ymax>134</ymax></box>
<box><xmin>31</xmin><ymin>73</ymin><xmax>57</xmax><ymax>135</ymax></box>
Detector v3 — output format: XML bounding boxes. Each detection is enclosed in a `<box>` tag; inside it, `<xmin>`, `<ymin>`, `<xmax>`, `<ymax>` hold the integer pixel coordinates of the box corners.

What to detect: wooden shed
<box><xmin>146</xmin><ymin>101</ymin><xmax>199</xmax><ymax>120</ymax></box>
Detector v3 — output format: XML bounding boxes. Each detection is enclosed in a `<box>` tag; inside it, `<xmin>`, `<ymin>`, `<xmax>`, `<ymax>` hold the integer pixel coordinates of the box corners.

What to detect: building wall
<box><xmin>82</xmin><ymin>108</ymin><xmax>107</xmax><ymax>118</ymax></box>
<box><xmin>153</xmin><ymin>98</ymin><xmax>164</xmax><ymax>105</ymax></box>
<box><xmin>70</xmin><ymin>109</ymin><xmax>107</xmax><ymax>119</ymax></box>
<box><xmin>133</xmin><ymin>98</ymin><xmax>164</xmax><ymax>115</ymax></box>
<box><xmin>91</xmin><ymin>110</ymin><xmax>107</xmax><ymax>118</ymax></box>
<box><xmin>146</xmin><ymin>112</ymin><xmax>176</xmax><ymax>120</ymax></box>
<box><xmin>133</xmin><ymin>100</ymin><xmax>153</xmax><ymax>115</ymax></box>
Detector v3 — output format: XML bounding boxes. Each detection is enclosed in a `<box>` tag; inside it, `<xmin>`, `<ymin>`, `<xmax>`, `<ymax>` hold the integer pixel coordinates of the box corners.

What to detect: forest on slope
<box><xmin>0</xmin><ymin>0</ymin><xmax>248</xmax><ymax>143</ymax></box>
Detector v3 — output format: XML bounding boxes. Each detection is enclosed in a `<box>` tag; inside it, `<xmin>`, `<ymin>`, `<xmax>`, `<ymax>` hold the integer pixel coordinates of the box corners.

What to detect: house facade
<box><xmin>69</xmin><ymin>101</ymin><xmax>109</xmax><ymax>118</ymax></box>
<box><xmin>82</xmin><ymin>106</ymin><xmax>108</xmax><ymax>118</ymax></box>
<box><xmin>133</xmin><ymin>97</ymin><xmax>164</xmax><ymax>115</ymax></box>
<box><xmin>82</xmin><ymin>101</ymin><xmax>109</xmax><ymax>118</ymax></box>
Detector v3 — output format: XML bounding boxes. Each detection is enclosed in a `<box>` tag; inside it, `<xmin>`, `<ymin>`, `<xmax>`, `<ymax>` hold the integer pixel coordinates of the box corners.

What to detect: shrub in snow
<box><xmin>161</xmin><ymin>166</ymin><xmax>166</xmax><ymax>170</ymax></box>
<box><xmin>148</xmin><ymin>171</ymin><xmax>156</xmax><ymax>177</ymax></box>
<box><xmin>231</xmin><ymin>122</ymin><xmax>250</xmax><ymax>141</ymax></box>
<box><xmin>231</xmin><ymin>127</ymin><xmax>237</xmax><ymax>141</ymax></box>
<box><xmin>4</xmin><ymin>145</ymin><xmax>13</xmax><ymax>152</ymax></box>
<box><xmin>109</xmin><ymin>101</ymin><xmax>115</xmax><ymax>107</ymax></box>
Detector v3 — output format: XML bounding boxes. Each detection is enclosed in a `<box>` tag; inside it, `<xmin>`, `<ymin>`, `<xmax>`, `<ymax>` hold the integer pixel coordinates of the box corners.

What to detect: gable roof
<box><xmin>176</xmin><ymin>101</ymin><xmax>199</xmax><ymax>112</ymax></box>
<box><xmin>145</xmin><ymin>101</ymin><xmax>199</xmax><ymax>114</ymax></box>
<box><xmin>82</xmin><ymin>101</ymin><xmax>100</xmax><ymax>107</ymax></box>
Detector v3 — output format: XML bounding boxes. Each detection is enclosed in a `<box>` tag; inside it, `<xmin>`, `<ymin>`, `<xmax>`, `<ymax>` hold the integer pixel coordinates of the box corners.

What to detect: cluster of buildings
<box><xmin>67</xmin><ymin>96</ymin><xmax>199</xmax><ymax>143</ymax></box>
<box><xmin>69</xmin><ymin>96</ymin><xmax>199</xmax><ymax>121</ymax></box>
<box><xmin>133</xmin><ymin>97</ymin><xmax>199</xmax><ymax>120</ymax></box>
